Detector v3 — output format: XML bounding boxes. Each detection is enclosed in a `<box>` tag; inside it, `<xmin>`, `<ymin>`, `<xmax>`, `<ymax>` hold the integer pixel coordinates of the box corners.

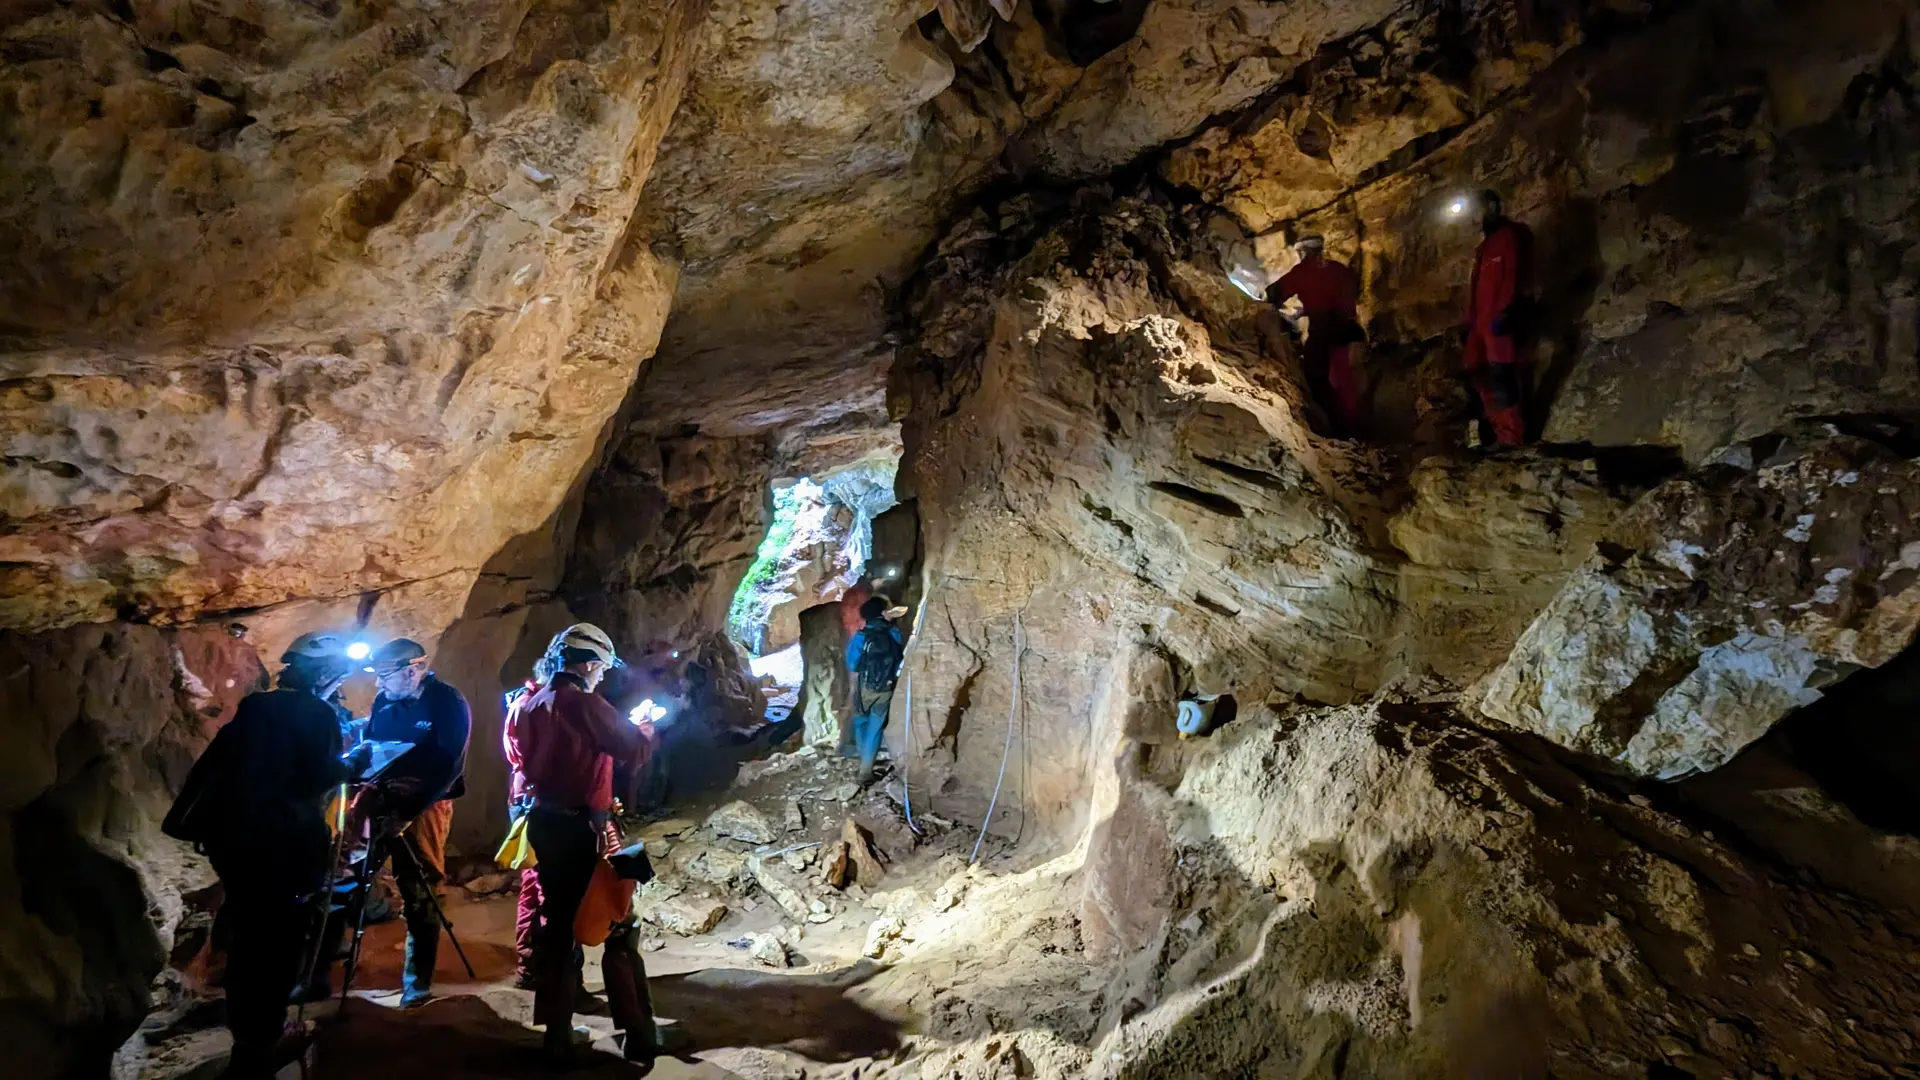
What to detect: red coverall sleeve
<box><xmin>581</xmin><ymin>695</ymin><xmax>645</xmax><ymax>767</ymax></box>
<box><xmin>1268</xmin><ymin>266</ymin><xmax>1302</xmax><ymax>306</ymax></box>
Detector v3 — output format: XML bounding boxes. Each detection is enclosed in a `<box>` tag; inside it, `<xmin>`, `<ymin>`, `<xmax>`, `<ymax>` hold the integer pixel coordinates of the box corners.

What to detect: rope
<box><xmin>902</xmin><ymin>670</ymin><xmax>921</xmax><ymax>835</ymax></box>
<box><xmin>971</xmin><ymin>613</ymin><xmax>1021</xmax><ymax>865</ymax></box>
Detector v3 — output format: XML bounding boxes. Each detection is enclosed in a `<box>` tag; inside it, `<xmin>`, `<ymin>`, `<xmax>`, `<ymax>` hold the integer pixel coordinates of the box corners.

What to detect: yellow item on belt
<box><xmin>325</xmin><ymin>786</ymin><xmax>348</xmax><ymax>837</ymax></box>
<box><xmin>495</xmin><ymin>814</ymin><xmax>537</xmax><ymax>870</ymax></box>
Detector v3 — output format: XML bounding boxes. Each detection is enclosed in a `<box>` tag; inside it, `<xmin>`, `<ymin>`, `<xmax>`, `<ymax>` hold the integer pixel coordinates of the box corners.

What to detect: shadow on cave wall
<box><xmin>8</xmin><ymin>790</ymin><xmax>166</xmax><ymax>1079</ymax></box>
<box><xmin>1766</xmin><ymin>639</ymin><xmax>1920</xmax><ymax>836</ymax></box>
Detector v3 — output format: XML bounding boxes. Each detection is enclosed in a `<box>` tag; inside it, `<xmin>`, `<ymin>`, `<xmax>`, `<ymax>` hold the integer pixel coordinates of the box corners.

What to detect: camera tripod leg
<box><xmin>394</xmin><ymin>833</ymin><xmax>476</xmax><ymax>979</ymax></box>
<box><xmin>338</xmin><ymin>835</ymin><xmax>379</xmax><ymax>1007</ymax></box>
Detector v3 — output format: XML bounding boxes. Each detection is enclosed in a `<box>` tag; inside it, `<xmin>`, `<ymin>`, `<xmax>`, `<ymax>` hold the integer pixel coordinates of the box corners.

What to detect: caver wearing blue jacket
<box><xmin>844</xmin><ymin>596</ymin><xmax>905</xmax><ymax>784</ymax></box>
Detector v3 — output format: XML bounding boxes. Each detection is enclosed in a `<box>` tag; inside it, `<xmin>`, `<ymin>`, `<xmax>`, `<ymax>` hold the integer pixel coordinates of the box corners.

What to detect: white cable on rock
<box><xmin>971</xmin><ymin>613</ymin><xmax>1021</xmax><ymax>865</ymax></box>
<box><xmin>902</xmin><ymin>670</ymin><xmax>921</xmax><ymax>835</ymax></box>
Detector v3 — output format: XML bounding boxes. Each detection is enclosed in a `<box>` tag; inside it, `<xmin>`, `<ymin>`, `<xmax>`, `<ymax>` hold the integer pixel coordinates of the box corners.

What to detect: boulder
<box><xmin>1068</xmin><ymin>700</ymin><xmax>1920</xmax><ymax>1078</ymax></box>
<box><xmin>841</xmin><ymin>818</ymin><xmax>888</xmax><ymax>886</ymax></box>
<box><xmin>863</xmin><ymin>917</ymin><xmax>905</xmax><ymax>960</ymax></box>
<box><xmin>639</xmin><ymin>897</ymin><xmax>729</xmax><ymax>937</ymax></box>
<box><xmin>705</xmin><ymin>801</ymin><xmax>779</xmax><ymax>845</ymax></box>
<box><xmin>747</xmin><ymin>855</ymin><xmax>816</xmax><ymax>922</ymax></box>
<box><xmin>744</xmin><ymin>932</ymin><xmax>791</xmax><ymax>968</ymax></box>
<box><xmin>668</xmin><ymin>843</ymin><xmax>750</xmax><ymax>889</ymax></box>
<box><xmin>1478</xmin><ymin>433</ymin><xmax>1920</xmax><ymax>777</ymax></box>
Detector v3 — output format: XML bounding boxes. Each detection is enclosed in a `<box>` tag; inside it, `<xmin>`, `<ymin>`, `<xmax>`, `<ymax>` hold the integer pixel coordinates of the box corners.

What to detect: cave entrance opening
<box><xmin>729</xmin><ymin>458</ymin><xmax>899</xmax><ymax>716</ymax></box>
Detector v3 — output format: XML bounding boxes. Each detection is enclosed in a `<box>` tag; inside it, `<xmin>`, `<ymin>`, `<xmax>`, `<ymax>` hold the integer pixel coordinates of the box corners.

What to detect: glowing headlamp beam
<box><xmin>346</xmin><ymin>641</ymin><xmax>372</xmax><ymax>661</ymax></box>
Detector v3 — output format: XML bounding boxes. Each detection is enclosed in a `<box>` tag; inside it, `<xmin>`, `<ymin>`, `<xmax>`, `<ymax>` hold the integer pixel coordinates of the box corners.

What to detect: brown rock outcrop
<box><xmin>888</xmin><ymin>189</ymin><xmax>1636</xmax><ymax>846</ymax></box>
<box><xmin>1478</xmin><ymin>430</ymin><xmax>1920</xmax><ymax>778</ymax></box>
<box><xmin>1082</xmin><ymin>700</ymin><xmax>1920</xmax><ymax>1078</ymax></box>
<box><xmin>1</xmin><ymin>0</ymin><xmax>703</xmax><ymax>631</ymax></box>
<box><xmin>0</xmin><ymin>623</ymin><xmax>263</xmax><ymax>1078</ymax></box>
<box><xmin>566</xmin><ymin>429</ymin><xmax>772</xmax><ymax>646</ymax></box>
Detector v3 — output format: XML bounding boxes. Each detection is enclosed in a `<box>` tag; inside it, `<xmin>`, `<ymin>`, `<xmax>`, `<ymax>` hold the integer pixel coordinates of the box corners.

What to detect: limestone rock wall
<box><xmin>1079</xmin><ymin>699</ymin><xmax>1920</xmax><ymax>1078</ymax></box>
<box><xmin>890</xmin><ymin>190</ymin><xmax>1638</xmax><ymax>847</ymax></box>
<box><xmin>1</xmin><ymin>0</ymin><xmax>703</xmax><ymax>631</ymax></box>
<box><xmin>1478</xmin><ymin>428</ymin><xmax>1920</xmax><ymax>778</ymax></box>
<box><xmin>0</xmin><ymin>623</ymin><xmax>264</xmax><ymax>1079</ymax></box>
<box><xmin>564</xmin><ymin>426</ymin><xmax>774</xmax><ymax>648</ymax></box>
<box><xmin>1167</xmin><ymin>0</ymin><xmax>1920</xmax><ymax>459</ymax></box>
<box><xmin>0</xmin><ymin>3</ymin><xmax>708</xmax><ymax>1067</ymax></box>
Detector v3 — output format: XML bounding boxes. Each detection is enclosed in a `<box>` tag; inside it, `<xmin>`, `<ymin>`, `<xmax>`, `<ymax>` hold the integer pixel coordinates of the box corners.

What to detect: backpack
<box><xmin>854</xmin><ymin>624</ymin><xmax>903</xmax><ymax>693</ymax></box>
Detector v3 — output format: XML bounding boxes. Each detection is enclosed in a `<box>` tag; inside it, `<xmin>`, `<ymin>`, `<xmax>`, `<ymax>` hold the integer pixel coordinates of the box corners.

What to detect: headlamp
<box><xmin>346</xmin><ymin>641</ymin><xmax>373</xmax><ymax>661</ymax></box>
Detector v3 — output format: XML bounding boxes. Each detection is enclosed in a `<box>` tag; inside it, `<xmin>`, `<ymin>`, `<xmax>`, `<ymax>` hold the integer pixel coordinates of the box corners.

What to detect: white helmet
<box><xmin>553</xmin><ymin>622</ymin><xmax>621</xmax><ymax>668</ymax></box>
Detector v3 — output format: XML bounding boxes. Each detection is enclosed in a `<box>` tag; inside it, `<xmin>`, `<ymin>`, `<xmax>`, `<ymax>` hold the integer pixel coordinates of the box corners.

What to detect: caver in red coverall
<box><xmin>1463</xmin><ymin>214</ymin><xmax>1534</xmax><ymax>446</ymax></box>
<box><xmin>508</xmin><ymin>669</ymin><xmax>659</xmax><ymax>1059</ymax></box>
<box><xmin>1268</xmin><ymin>252</ymin><xmax>1363</xmax><ymax>437</ymax></box>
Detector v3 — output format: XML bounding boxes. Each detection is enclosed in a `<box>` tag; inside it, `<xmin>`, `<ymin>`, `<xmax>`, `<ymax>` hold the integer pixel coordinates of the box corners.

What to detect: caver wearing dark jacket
<box><xmin>165</xmin><ymin>631</ymin><xmax>354</xmax><ymax>1080</ymax></box>
<box><xmin>311</xmin><ymin>637</ymin><xmax>472</xmax><ymax>1007</ymax></box>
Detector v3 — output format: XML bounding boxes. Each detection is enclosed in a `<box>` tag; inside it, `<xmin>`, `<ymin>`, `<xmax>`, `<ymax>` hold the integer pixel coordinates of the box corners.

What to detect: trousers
<box><xmin>1464</xmin><ymin>327</ymin><xmax>1525</xmax><ymax>446</ymax></box>
<box><xmin>309</xmin><ymin>807</ymin><xmax>449</xmax><ymax>999</ymax></box>
<box><xmin>211</xmin><ymin>844</ymin><xmax>324</xmax><ymax>1077</ymax></box>
<box><xmin>1303</xmin><ymin>335</ymin><xmax>1361</xmax><ymax>437</ymax></box>
<box><xmin>852</xmin><ymin>685</ymin><xmax>893</xmax><ymax>775</ymax></box>
<box><xmin>526</xmin><ymin>807</ymin><xmax>600</xmax><ymax>1032</ymax></box>
<box><xmin>524</xmin><ymin>807</ymin><xmax>657</xmax><ymax>1050</ymax></box>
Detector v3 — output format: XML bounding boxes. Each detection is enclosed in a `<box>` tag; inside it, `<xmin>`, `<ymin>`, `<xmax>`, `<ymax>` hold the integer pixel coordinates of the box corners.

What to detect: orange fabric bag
<box><xmin>573</xmin><ymin>858</ymin><xmax>636</xmax><ymax>946</ymax></box>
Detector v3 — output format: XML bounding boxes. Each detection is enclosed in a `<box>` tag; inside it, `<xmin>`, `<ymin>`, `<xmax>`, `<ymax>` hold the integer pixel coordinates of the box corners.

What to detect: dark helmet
<box><xmin>280</xmin><ymin>631</ymin><xmax>353</xmax><ymax>690</ymax></box>
<box><xmin>369</xmin><ymin>637</ymin><xmax>428</xmax><ymax>673</ymax></box>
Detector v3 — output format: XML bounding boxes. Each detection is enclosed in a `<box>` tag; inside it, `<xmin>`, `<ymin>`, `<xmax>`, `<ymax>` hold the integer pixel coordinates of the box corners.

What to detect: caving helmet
<box><xmin>553</xmin><ymin>622</ymin><xmax>622</xmax><ymax>668</ymax></box>
<box><xmin>369</xmin><ymin>637</ymin><xmax>428</xmax><ymax>671</ymax></box>
<box><xmin>280</xmin><ymin>631</ymin><xmax>354</xmax><ymax>691</ymax></box>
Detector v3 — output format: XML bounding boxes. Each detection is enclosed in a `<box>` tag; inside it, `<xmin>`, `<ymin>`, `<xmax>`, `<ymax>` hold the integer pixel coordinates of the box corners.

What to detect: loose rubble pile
<box><xmin>626</xmin><ymin>746</ymin><xmax>984</xmax><ymax>978</ymax></box>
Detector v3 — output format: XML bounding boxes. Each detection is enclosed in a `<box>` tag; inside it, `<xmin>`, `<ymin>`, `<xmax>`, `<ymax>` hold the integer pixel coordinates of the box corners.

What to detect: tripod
<box><xmin>338</xmin><ymin>820</ymin><xmax>476</xmax><ymax>1005</ymax></box>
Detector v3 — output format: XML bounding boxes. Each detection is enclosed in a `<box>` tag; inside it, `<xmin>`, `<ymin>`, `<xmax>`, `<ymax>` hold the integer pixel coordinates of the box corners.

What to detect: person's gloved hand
<box><xmin>344</xmin><ymin>741</ymin><xmax>373</xmax><ymax>775</ymax></box>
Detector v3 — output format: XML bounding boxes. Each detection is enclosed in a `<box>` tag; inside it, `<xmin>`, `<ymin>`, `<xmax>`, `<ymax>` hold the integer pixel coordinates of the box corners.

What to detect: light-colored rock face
<box><xmin>1077</xmin><ymin>700</ymin><xmax>1920</xmax><ymax>1078</ymax></box>
<box><xmin>1478</xmin><ymin>431</ymin><xmax>1920</xmax><ymax>778</ymax></box>
<box><xmin>0</xmin><ymin>0</ymin><xmax>700</xmax><ymax>631</ymax></box>
<box><xmin>1168</xmin><ymin>0</ymin><xmax>1920</xmax><ymax>461</ymax></box>
<box><xmin>888</xmin><ymin>191</ymin><xmax>1644</xmax><ymax>846</ymax></box>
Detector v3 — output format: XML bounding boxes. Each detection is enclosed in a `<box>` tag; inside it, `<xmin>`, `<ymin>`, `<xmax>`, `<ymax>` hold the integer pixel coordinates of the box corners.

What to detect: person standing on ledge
<box><xmin>845</xmin><ymin>596</ymin><xmax>905</xmax><ymax>786</ymax></box>
<box><xmin>1266</xmin><ymin>234</ymin><xmax>1364</xmax><ymax>438</ymax></box>
<box><xmin>1462</xmin><ymin>190</ymin><xmax>1535</xmax><ymax>447</ymax></box>
<box><xmin>163</xmin><ymin>632</ymin><xmax>353</xmax><ymax>1080</ymax></box>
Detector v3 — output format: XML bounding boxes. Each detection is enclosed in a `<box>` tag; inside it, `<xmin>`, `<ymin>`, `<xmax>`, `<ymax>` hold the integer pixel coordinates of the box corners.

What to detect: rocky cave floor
<box><xmin>135</xmin><ymin>740</ymin><xmax>1051</xmax><ymax>1080</ymax></box>
<box><xmin>132</xmin><ymin>682</ymin><xmax>1920</xmax><ymax>1080</ymax></box>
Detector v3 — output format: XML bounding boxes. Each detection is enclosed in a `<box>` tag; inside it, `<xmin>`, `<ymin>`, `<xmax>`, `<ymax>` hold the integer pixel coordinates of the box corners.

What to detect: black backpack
<box><xmin>854</xmin><ymin>624</ymin><xmax>903</xmax><ymax>693</ymax></box>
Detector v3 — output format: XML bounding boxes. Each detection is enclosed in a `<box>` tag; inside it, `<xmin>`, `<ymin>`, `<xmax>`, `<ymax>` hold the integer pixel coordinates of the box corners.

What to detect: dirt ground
<box><xmin>136</xmin><ymin>740</ymin><xmax>1061</xmax><ymax>1080</ymax></box>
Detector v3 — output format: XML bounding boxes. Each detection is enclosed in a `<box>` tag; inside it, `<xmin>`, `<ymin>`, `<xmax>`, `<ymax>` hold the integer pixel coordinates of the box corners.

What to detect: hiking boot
<box><xmin>512</xmin><ymin>968</ymin><xmax>537</xmax><ymax>990</ymax></box>
<box><xmin>621</xmin><ymin>1024</ymin><xmax>661</xmax><ymax>1064</ymax></box>
<box><xmin>399</xmin><ymin>988</ymin><xmax>432</xmax><ymax>1009</ymax></box>
<box><xmin>288</xmin><ymin>979</ymin><xmax>333</xmax><ymax>1005</ymax></box>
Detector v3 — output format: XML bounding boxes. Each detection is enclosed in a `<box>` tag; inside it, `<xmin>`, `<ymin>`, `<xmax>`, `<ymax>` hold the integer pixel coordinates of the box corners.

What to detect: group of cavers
<box><xmin>159</xmin><ymin>591</ymin><xmax>913</xmax><ymax>1078</ymax></box>
<box><xmin>1265</xmin><ymin>190</ymin><xmax>1534</xmax><ymax>447</ymax></box>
